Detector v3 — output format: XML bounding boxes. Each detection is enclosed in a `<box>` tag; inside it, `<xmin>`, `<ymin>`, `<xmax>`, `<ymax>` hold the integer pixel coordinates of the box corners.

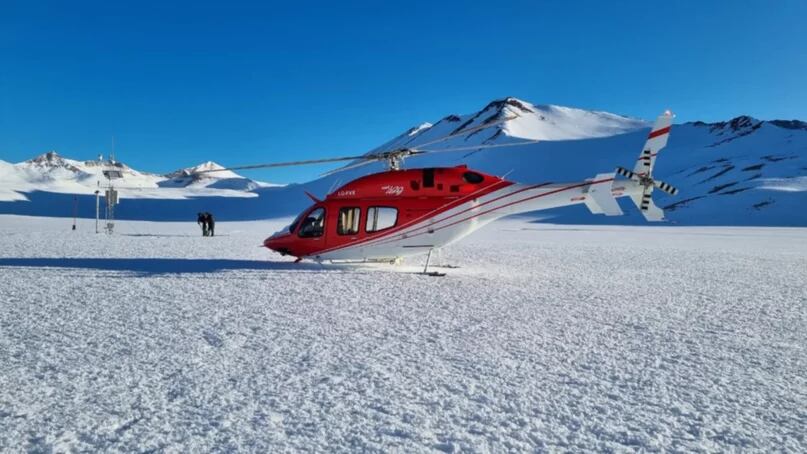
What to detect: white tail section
<box><xmin>584</xmin><ymin>173</ymin><xmax>623</xmax><ymax>216</ymax></box>
<box><xmin>633</xmin><ymin>110</ymin><xmax>674</xmax><ymax>175</ymax></box>
<box><xmin>613</xmin><ymin>110</ymin><xmax>678</xmax><ymax>222</ymax></box>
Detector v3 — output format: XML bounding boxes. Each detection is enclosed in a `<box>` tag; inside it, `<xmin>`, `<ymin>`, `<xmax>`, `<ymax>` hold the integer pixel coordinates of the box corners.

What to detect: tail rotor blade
<box><xmin>653</xmin><ymin>180</ymin><xmax>679</xmax><ymax>195</ymax></box>
<box><xmin>616</xmin><ymin>166</ymin><xmax>641</xmax><ymax>182</ymax></box>
<box><xmin>640</xmin><ymin>187</ymin><xmax>653</xmax><ymax>211</ymax></box>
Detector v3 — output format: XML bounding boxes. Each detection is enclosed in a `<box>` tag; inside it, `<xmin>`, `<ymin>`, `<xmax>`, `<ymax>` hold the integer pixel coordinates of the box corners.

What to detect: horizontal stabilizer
<box><xmin>584</xmin><ymin>173</ymin><xmax>623</xmax><ymax>216</ymax></box>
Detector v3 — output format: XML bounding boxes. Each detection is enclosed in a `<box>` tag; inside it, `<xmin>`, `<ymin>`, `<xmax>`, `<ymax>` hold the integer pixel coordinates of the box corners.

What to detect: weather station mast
<box><xmin>96</xmin><ymin>137</ymin><xmax>123</xmax><ymax>234</ymax></box>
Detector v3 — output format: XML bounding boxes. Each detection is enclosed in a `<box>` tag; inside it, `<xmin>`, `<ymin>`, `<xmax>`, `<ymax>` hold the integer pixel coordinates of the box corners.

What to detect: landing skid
<box><xmin>421</xmin><ymin>248</ymin><xmax>449</xmax><ymax>276</ymax></box>
<box><xmin>298</xmin><ymin>251</ymin><xmax>455</xmax><ymax>276</ymax></box>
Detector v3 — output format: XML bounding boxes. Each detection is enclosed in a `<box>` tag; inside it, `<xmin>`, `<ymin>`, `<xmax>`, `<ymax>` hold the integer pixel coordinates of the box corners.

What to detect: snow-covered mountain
<box><xmin>162</xmin><ymin>161</ymin><xmax>275</xmax><ymax>191</ymax></box>
<box><xmin>166</xmin><ymin>161</ymin><xmax>244</xmax><ymax>180</ymax></box>
<box><xmin>1</xmin><ymin>97</ymin><xmax>805</xmax><ymax>226</ymax></box>
<box><xmin>0</xmin><ymin>152</ymin><xmax>274</xmax><ymax>202</ymax></box>
<box><xmin>366</xmin><ymin>98</ymin><xmax>647</xmax><ymax>156</ymax></box>
<box><xmin>655</xmin><ymin>116</ymin><xmax>807</xmax><ymax>224</ymax></box>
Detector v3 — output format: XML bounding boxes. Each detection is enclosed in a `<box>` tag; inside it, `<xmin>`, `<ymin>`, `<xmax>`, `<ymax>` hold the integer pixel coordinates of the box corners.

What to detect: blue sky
<box><xmin>2</xmin><ymin>0</ymin><xmax>805</xmax><ymax>183</ymax></box>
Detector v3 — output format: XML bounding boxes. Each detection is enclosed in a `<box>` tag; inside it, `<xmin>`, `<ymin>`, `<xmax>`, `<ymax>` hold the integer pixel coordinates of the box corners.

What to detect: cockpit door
<box><xmin>296</xmin><ymin>206</ymin><xmax>327</xmax><ymax>250</ymax></box>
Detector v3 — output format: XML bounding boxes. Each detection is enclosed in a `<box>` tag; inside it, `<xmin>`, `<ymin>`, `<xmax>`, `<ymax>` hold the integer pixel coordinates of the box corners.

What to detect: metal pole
<box><xmin>105</xmin><ymin>190</ymin><xmax>109</xmax><ymax>233</ymax></box>
<box><xmin>72</xmin><ymin>195</ymin><xmax>77</xmax><ymax>231</ymax></box>
<box><xmin>95</xmin><ymin>190</ymin><xmax>100</xmax><ymax>233</ymax></box>
<box><xmin>108</xmin><ymin>192</ymin><xmax>114</xmax><ymax>234</ymax></box>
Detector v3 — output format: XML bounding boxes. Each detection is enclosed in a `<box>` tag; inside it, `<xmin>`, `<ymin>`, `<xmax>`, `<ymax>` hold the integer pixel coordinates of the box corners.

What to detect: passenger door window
<box><xmin>366</xmin><ymin>207</ymin><xmax>398</xmax><ymax>232</ymax></box>
<box><xmin>337</xmin><ymin>207</ymin><xmax>361</xmax><ymax>235</ymax></box>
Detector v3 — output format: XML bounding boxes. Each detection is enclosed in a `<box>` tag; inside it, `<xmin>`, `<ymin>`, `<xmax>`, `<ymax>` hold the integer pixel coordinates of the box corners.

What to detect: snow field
<box><xmin>0</xmin><ymin>215</ymin><xmax>805</xmax><ymax>451</ymax></box>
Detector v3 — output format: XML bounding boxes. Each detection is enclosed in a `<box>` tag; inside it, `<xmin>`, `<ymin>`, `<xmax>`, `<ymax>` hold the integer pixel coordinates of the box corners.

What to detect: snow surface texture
<box><xmin>1</xmin><ymin>97</ymin><xmax>805</xmax><ymax>226</ymax></box>
<box><xmin>1</xmin><ymin>215</ymin><xmax>805</xmax><ymax>452</ymax></box>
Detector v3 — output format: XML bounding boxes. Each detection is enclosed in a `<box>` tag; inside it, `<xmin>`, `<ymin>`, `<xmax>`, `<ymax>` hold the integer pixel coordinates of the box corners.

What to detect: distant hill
<box><xmin>0</xmin><ymin>152</ymin><xmax>276</xmax><ymax>202</ymax></box>
<box><xmin>1</xmin><ymin>97</ymin><xmax>805</xmax><ymax>226</ymax></box>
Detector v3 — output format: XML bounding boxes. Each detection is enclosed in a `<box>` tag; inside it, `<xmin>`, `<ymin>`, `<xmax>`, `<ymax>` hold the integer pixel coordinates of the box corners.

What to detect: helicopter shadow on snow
<box><xmin>0</xmin><ymin>257</ymin><xmax>354</xmax><ymax>276</ymax></box>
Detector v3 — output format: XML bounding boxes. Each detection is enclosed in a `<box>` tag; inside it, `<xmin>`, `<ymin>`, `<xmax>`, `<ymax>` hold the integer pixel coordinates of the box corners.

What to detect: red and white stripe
<box><xmin>315</xmin><ymin>177</ymin><xmax>621</xmax><ymax>260</ymax></box>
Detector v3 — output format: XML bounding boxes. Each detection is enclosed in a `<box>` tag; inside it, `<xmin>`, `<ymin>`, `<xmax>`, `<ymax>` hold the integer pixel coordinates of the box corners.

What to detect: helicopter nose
<box><xmin>263</xmin><ymin>236</ymin><xmax>290</xmax><ymax>256</ymax></box>
<box><xmin>263</xmin><ymin>237</ymin><xmax>274</xmax><ymax>249</ymax></box>
<box><xmin>263</xmin><ymin>236</ymin><xmax>279</xmax><ymax>250</ymax></box>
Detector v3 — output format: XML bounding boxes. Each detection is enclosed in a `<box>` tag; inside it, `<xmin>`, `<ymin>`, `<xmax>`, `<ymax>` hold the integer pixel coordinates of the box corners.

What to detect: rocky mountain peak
<box><xmin>165</xmin><ymin>161</ymin><xmax>241</xmax><ymax>180</ymax></box>
<box><xmin>24</xmin><ymin>151</ymin><xmax>85</xmax><ymax>173</ymax></box>
<box><xmin>482</xmin><ymin>97</ymin><xmax>535</xmax><ymax>115</ymax></box>
<box><xmin>29</xmin><ymin>151</ymin><xmax>63</xmax><ymax>164</ymax></box>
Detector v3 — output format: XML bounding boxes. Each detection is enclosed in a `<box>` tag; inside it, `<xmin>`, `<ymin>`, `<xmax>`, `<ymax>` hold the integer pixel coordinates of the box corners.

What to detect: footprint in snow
<box><xmin>203</xmin><ymin>330</ymin><xmax>224</xmax><ymax>348</ymax></box>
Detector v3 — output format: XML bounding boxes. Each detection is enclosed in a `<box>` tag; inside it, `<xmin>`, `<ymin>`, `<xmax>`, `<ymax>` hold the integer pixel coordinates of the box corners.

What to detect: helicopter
<box><xmin>198</xmin><ymin>111</ymin><xmax>677</xmax><ymax>272</ymax></box>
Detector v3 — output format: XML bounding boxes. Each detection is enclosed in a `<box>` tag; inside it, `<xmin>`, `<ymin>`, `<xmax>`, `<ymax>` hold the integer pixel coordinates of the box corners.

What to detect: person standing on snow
<box><xmin>197</xmin><ymin>212</ymin><xmax>208</xmax><ymax>236</ymax></box>
<box><xmin>205</xmin><ymin>212</ymin><xmax>215</xmax><ymax>237</ymax></box>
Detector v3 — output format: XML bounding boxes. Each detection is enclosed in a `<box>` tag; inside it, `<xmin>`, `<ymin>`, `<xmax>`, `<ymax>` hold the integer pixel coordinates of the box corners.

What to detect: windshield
<box><xmin>286</xmin><ymin>211</ymin><xmax>306</xmax><ymax>234</ymax></box>
<box><xmin>298</xmin><ymin>207</ymin><xmax>326</xmax><ymax>238</ymax></box>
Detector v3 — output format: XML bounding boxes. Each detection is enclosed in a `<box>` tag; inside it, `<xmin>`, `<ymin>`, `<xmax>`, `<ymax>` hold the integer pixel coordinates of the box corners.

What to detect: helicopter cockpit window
<box><xmin>286</xmin><ymin>212</ymin><xmax>305</xmax><ymax>233</ymax></box>
<box><xmin>337</xmin><ymin>207</ymin><xmax>361</xmax><ymax>235</ymax></box>
<box><xmin>366</xmin><ymin>207</ymin><xmax>397</xmax><ymax>233</ymax></box>
<box><xmin>298</xmin><ymin>207</ymin><xmax>326</xmax><ymax>238</ymax></box>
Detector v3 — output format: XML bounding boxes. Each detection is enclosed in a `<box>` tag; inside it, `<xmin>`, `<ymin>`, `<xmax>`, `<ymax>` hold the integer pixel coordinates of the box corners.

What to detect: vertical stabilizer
<box><xmin>633</xmin><ymin>111</ymin><xmax>674</xmax><ymax>176</ymax></box>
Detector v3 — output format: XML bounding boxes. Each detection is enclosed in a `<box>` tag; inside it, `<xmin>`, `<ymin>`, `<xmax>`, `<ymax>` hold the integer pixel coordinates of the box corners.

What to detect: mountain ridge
<box><xmin>0</xmin><ymin>152</ymin><xmax>274</xmax><ymax>202</ymax></box>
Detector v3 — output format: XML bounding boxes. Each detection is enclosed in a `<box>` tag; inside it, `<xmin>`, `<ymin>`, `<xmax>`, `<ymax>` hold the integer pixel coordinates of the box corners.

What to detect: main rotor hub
<box><xmin>381</xmin><ymin>148</ymin><xmax>417</xmax><ymax>171</ymax></box>
<box><xmin>388</xmin><ymin>153</ymin><xmax>403</xmax><ymax>171</ymax></box>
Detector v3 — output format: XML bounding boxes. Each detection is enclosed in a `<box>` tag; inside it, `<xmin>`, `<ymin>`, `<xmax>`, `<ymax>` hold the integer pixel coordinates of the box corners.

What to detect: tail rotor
<box><xmin>616</xmin><ymin>166</ymin><xmax>678</xmax><ymax>196</ymax></box>
<box><xmin>616</xmin><ymin>111</ymin><xmax>679</xmax><ymax>221</ymax></box>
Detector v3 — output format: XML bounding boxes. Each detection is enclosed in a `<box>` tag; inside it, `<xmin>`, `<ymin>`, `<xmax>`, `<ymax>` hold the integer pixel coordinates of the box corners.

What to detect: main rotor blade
<box><xmin>412</xmin><ymin>115</ymin><xmax>518</xmax><ymax>149</ymax></box>
<box><xmin>416</xmin><ymin>140</ymin><xmax>540</xmax><ymax>154</ymax></box>
<box><xmin>320</xmin><ymin>159</ymin><xmax>379</xmax><ymax>177</ymax></box>
<box><xmin>194</xmin><ymin>114</ymin><xmax>519</xmax><ymax>177</ymax></box>
<box><xmin>193</xmin><ymin>155</ymin><xmax>371</xmax><ymax>174</ymax></box>
<box><xmin>322</xmin><ymin>140</ymin><xmax>539</xmax><ymax>176</ymax></box>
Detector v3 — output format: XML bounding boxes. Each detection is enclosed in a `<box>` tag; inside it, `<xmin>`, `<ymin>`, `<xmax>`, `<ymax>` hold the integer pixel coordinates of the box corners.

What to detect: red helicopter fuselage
<box><xmin>263</xmin><ymin>165</ymin><xmax>511</xmax><ymax>260</ymax></box>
